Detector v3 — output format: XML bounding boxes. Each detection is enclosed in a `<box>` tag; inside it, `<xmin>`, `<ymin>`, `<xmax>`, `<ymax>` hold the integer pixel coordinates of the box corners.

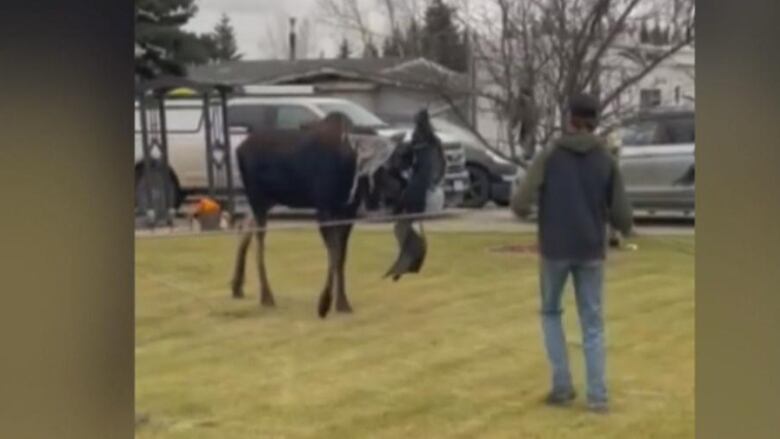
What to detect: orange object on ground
<box><xmin>194</xmin><ymin>197</ymin><xmax>221</xmax><ymax>216</ymax></box>
<box><xmin>192</xmin><ymin>197</ymin><xmax>222</xmax><ymax>231</ymax></box>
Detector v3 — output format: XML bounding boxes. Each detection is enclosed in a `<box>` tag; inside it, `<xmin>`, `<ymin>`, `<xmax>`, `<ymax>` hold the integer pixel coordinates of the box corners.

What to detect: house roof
<box><xmin>187</xmin><ymin>57</ymin><xmax>470</xmax><ymax>95</ymax></box>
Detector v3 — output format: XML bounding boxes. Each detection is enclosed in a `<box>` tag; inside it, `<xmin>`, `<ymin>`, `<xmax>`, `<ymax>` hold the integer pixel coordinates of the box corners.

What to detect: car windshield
<box><xmin>316</xmin><ymin>102</ymin><xmax>389</xmax><ymax>128</ymax></box>
<box><xmin>619</xmin><ymin>120</ymin><xmax>660</xmax><ymax>146</ymax></box>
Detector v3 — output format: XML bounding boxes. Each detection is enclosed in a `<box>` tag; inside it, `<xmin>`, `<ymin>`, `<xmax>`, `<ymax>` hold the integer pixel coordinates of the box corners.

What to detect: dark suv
<box><xmin>429</xmin><ymin>118</ymin><xmax>523</xmax><ymax>208</ymax></box>
<box><xmin>381</xmin><ymin>114</ymin><xmax>523</xmax><ymax>208</ymax></box>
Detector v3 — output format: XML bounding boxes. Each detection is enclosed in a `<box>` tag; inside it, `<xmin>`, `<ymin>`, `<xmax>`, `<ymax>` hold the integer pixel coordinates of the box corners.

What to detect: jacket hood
<box><xmin>555</xmin><ymin>133</ymin><xmax>606</xmax><ymax>154</ymax></box>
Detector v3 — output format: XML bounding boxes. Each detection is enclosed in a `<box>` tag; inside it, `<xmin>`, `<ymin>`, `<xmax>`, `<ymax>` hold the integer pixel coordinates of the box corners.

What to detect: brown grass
<box><xmin>135</xmin><ymin>231</ymin><xmax>694</xmax><ymax>438</ymax></box>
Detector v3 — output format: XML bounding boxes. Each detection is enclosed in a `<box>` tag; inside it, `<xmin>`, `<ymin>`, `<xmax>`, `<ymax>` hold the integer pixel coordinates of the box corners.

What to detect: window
<box><xmin>639</xmin><ymin>88</ymin><xmax>662</xmax><ymax>109</ymax></box>
<box><xmin>227</xmin><ymin>104</ymin><xmax>318</xmax><ymax>131</ymax></box>
<box><xmin>662</xmin><ymin>116</ymin><xmax>695</xmax><ymax>144</ymax></box>
<box><xmin>275</xmin><ymin>105</ymin><xmax>319</xmax><ymax>130</ymax></box>
<box><xmin>228</xmin><ymin>104</ymin><xmax>268</xmax><ymax>132</ymax></box>
<box><xmin>315</xmin><ymin>102</ymin><xmax>388</xmax><ymax>128</ymax></box>
<box><xmin>619</xmin><ymin>120</ymin><xmax>662</xmax><ymax>146</ymax></box>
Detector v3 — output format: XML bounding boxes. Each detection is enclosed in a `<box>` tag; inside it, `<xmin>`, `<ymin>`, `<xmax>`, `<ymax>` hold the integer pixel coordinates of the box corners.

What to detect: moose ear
<box><xmin>415</xmin><ymin>108</ymin><xmax>429</xmax><ymax>121</ymax></box>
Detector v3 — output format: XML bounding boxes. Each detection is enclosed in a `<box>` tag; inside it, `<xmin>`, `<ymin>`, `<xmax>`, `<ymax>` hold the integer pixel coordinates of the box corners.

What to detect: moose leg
<box><xmin>230</xmin><ymin>230</ymin><xmax>253</xmax><ymax>299</ymax></box>
<box><xmin>317</xmin><ymin>225</ymin><xmax>338</xmax><ymax>318</ymax></box>
<box><xmin>334</xmin><ymin>224</ymin><xmax>354</xmax><ymax>313</ymax></box>
<box><xmin>254</xmin><ymin>215</ymin><xmax>276</xmax><ymax>307</ymax></box>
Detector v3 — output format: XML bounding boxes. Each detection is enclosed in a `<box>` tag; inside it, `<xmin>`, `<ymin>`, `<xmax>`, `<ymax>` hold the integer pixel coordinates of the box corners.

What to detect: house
<box><xmin>603</xmin><ymin>44</ymin><xmax>695</xmax><ymax>112</ymax></box>
<box><xmin>471</xmin><ymin>40</ymin><xmax>695</xmax><ymax>154</ymax></box>
<box><xmin>187</xmin><ymin>57</ymin><xmax>473</xmax><ymax>126</ymax></box>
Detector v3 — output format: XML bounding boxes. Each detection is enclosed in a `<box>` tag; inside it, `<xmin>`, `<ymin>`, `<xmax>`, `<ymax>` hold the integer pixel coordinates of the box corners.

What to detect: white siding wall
<box><xmin>602</xmin><ymin>46</ymin><xmax>695</xmax><ymax>118</ymax></box>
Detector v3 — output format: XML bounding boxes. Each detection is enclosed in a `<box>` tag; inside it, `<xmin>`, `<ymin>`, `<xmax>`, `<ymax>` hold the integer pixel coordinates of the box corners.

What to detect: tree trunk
<box><xmin>520</xmin><ymin>117</ymin><xmax>537</xmax><ymax>159</ymax></box>
<box><xmin>506</xmin><ymin>120</ymin><xmax>518</xmax><ymax>161</ymax></box>
<box><xmin>558</xmin><ymin>99</ymin><xmax>568</xmax><ymax>134</ymax></box>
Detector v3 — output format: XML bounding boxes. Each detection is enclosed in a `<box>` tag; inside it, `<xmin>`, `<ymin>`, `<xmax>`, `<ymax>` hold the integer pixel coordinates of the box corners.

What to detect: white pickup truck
<box><xmin>134</xmin><ymin>96</ymin><xmax>469</xmax><ymax>215</ymax></box>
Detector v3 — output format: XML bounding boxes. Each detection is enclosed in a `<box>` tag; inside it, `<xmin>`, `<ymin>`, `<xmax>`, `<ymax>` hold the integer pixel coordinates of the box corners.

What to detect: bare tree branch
<box><xmin>380</xmin><ymin>0</ymin><xmax>399</xmax><ymax>33</ymax></box>
<box><xmin>315</xmin><ymin>16</ymin><xmax>393</xmax><ymax>41</ymax></box>
<box><xmin>579</xmin><ymin>0</ymin><xmax>643</xmax><ymax>90</ymax></box>
<box><xmin>316</xmin><ymin>0</ymin><xmax>376</xmax><ymax>47</ymax></box>
<box><xmin>566</xmin><ymin>0</ymin><xmax>611</xmax><ymax>92</ymax></box>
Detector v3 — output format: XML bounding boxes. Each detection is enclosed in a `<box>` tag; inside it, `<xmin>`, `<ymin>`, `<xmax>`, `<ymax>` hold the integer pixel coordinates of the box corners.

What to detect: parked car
<box><xmin>429</xmin><ymin>118</ymin><xmax>523</xmax><ymax>208</ymax></box>
<box><xmin>614</xmin><ymin>107</ymin><xmax>695</xmax><ymax>215</ymax></box>
<box><xmin>134</xmin><ymin>96</ymin><xmax>470</xmax><ymax>214</ymax></box>
<box><xmin>382</xmin><ymin>114</ymin><xmax>523</xmax><ymax>208</ymax></box>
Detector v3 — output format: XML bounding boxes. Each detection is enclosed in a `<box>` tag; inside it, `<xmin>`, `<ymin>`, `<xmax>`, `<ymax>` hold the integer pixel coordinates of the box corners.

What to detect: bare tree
<box><xmin>316</xmin><ymin>0</ymin><xmax>426</xmax><ymax>54</ymax></box>
<box><xmin>316</xmin><ymin>0</ymin><xmax>378</xmax><ymax>48</ymax></box>
<box><xmin>261</xmin><ymin>15</ymin><xmax>315</xmax><ymax>59</ymax></box>
<box><xmin>297</xmin><ymin>18</ymin><xmax>313</xmax><ymax>59</ymax></box>
<box><xmin>316</xmin><ymin>0</ymin><xmax>695</xmax><ymax>162</ymax></box>
<box><xmin>261</xmin><ymin>17</ymin><xmax>287</xmax><ymax>59</ymax></box>
<box><xmin>454</xmin><ymin>0</ymin><xmax>694</xmax><ymax>158</ymax></box>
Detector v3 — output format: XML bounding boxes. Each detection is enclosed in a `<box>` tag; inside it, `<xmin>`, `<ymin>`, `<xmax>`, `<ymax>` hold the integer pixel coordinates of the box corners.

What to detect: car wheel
<box><xmin>462</xmin><ymin>165</ymin><xmax>491</xmax><ymax>209</ymax></box>
<box><xmin>135</xmin><ymin>165</ymin><xmax>180</xmax><ymax>223</ymax></box>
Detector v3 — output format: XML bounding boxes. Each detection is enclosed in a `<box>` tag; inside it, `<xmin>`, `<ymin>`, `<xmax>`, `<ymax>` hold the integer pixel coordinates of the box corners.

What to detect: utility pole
<box><xmin>466</xmin><ymin>27</ymin><xmax>477</xmax><ymax>129</ymax></box>
<box><xmin>289</xmin><ymin>17</ymin><xmax>297</xmax><ymax>61</ymax></box>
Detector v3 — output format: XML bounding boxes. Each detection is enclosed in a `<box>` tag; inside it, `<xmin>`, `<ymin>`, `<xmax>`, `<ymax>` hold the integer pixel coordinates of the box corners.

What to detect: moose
<box><xmin>230</xmin><ymin>109</ymin><xmax>445</xmax><ymax>318</ymax></box>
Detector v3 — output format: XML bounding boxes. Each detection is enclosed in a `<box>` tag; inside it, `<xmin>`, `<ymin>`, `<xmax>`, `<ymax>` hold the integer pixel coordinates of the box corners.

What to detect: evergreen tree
<box><xmin>404</xmin><ymin>19</ymin><xmax>422</xmax><ymax>57</ymax></box>
<box><xmin>338</xmin><ymin>37</ymin><xmax>352</xmax><ymax>59</ymax></box>
<box><xmin>363</xmin><ymin>40</ymin><xmax>380</xmax><ymax>58</ymax></box>
<box><xmin>135</xmin><ymin>0</ymin><xmax>215</xmax><ymax>66</ymax></box>
<box><xmin>650</xmin><ymin>21</ymin><xmax>663</xmax><ymax>45</ymax></box>
<box><xmin>660</xmin><ymin>24</ymin><xmax>670</xmax><ymax>45</ymax></box>
<box><xmin>671</xmin><ymin>25</ymin><xmax>683</xmax><ymax>44</ymax></box>
<box><xmin>421</xmin><ymin>0</ymin><xmax>468</xmax><ymax>72</ymax></box>
<box><xmin>382</xmin><ymin>28</ymin><xmax>404</xmax><ymax>58</ymax></box>
<box><xmin>639</xmin><ymin>20</ymin><xmax>650</xmax><ymax>43</ymax></box>
<box><xmin>211</xmin><ymin>13</ymin><xmax>242</xmax><ymax>61</ymax></box>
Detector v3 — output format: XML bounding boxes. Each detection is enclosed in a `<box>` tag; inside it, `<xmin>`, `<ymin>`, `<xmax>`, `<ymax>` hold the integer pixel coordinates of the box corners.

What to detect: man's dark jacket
<box><xmin>511</xmin><ymin>132</ymin><xmax>633</xmax><ymax>260</ymax></box>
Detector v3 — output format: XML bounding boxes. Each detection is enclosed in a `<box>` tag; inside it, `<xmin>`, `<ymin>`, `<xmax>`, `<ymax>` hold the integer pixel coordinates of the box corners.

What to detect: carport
<box><xmin>135</xmin><ymin>77</ymin><xmax>237</xmax><ymax>228</ymax></box>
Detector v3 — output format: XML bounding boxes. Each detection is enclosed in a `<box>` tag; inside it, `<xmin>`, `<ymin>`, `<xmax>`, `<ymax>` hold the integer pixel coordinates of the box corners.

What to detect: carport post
<box><xmin>218</xmin><ymin>86</ymin><xmax>235</xmax><ymax>222</ymax></box>
<box><xmin>137</xmin><ymin>91</ymin><xmax>157</xmax><ymax>227</ymax></box>
<box><xmin>155</xmin><ymin>91</ymin><xmax>174</xmax><ymax>226</ymax></box>
<box><xmin>202</xmin><ymin>92</ymin><xmax>216</xmax><ymax>197</ymax></box>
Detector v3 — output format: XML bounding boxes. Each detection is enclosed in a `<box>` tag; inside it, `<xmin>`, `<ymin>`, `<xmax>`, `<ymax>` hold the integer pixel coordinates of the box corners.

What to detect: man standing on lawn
<box><xmin>510</xmin><ymin>93</ymin><xmax>633</xmax><ymax>413</ymax></box>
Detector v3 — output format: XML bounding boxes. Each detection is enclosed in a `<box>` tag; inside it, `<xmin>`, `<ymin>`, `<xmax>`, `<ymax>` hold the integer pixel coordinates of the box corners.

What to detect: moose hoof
<box><xmin>318</xmin><ymin>296</ymin><xmax>332</xmax><ymax>319</ymax></box>
<box><xmin>260</xmin><ymin>295</ymin><xmax>276</xmax><ymax>307</ymax></box>
<box><xmin>336</xmin><ymin>303</ymin><xmax>353</xmax><ymax>314</ymax></box>
<box><xmin>231</xmin><ymin>286</ymin><xmax>245</xmax><ymax>299</ymax></box>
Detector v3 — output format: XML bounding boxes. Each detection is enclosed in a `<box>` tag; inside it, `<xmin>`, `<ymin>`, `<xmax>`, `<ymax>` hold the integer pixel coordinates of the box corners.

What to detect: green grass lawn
<box><xmin>135</xmin><ymin>230</ymin><xmax>694</xmax><ymax>439</ymax></box>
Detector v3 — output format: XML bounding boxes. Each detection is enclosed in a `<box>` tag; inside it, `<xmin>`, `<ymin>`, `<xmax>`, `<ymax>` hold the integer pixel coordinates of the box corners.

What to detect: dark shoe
<box><xmin>587</xmin><ymin>401</ymin><xmax>609</xmax><ymax>414</ymax></box>
<box><xmin>544</xmin><ymin>389</ymin><xmax>576</xmax><ymax>406</ymax></box>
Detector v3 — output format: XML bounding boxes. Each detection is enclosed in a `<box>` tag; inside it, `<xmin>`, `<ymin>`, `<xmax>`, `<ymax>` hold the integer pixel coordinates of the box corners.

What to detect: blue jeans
<box><xmin>539</xmin><ymin>258</ymin><xmax>607</xmax><ymax>404</ymax></box>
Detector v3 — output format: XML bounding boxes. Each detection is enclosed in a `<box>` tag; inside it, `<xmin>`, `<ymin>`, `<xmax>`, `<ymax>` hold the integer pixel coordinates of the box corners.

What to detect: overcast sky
<box><xmin>183</xmin><ymin>0</ymin><xmax>675</xmax><ymax>60</ymax></box>
<box><xmin>184</xmin><ymin>0</ymin><xmax>364</xmax><ymax>60</ymax></box>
